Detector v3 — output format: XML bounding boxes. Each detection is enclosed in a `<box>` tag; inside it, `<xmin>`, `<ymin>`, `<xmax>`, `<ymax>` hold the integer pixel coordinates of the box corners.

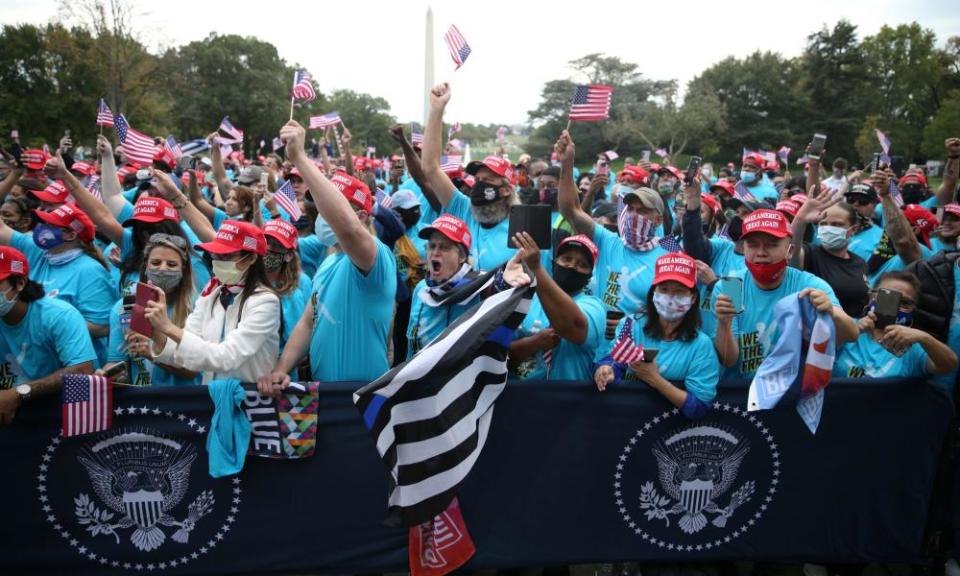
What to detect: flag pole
<box><xmin>289</xmin><ymin>97</ymin><xmax>295</xmax><ymax>121</ymax></box>
<box><xmin>565</xmin><ymin>119</ymin><xmax>572</xmax><ymax>132</ymax></box>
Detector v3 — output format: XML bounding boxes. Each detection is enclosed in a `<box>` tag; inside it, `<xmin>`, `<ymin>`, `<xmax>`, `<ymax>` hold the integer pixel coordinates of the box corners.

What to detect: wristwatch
<box><xmin>15</xmin><ymin>383</ymin><xmax>31</xmax><ymax>402</ymax></box>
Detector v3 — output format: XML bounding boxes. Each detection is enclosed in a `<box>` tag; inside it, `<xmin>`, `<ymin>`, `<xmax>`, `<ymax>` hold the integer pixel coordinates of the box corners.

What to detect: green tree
<box><xmin>325</xmin><ymin>89</ymin><xmax>396</xmax><ymax>156</ymax></box>
<box><xmin>922</xmin><ymin>90</ymin><xmax>960</xmax><ymax>158</ymax></box>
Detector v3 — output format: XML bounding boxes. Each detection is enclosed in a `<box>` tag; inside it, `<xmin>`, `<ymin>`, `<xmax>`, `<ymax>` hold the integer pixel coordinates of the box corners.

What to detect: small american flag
<box><xmin>659</xmin><ymin>236</ymin><xmax>682</xmax><ymax>253</ymax></box>
<box><xmin>218</xmin><ymin>116</ymin><xmax>244</xmax><ymax>143</ymax></box>
<box><xmin>85</xmin><ymin>175</ymin><xmax>102</xmax><ymax>201</ymax></box>
<box><xmin>611</xmin><ymin>336</ymin><xmax>645</xmax><ymax>365</ymax></box>
<box><xmin>310</xmin><ymin>112</ymin><xmax>341</xmax><ymax>129</ymax></box>
<box><xmin>272</xmin><ymin>137</ymin><xmax>284</xmax><ymax>151</ymax></box>
<box><xmin>604</xmin><ymin>150</ymin><xmax>619</xmax><ymax>161</ymax></box>
<box><xmin>654</xmin><ymin>148</ymin><xmax>670</xmax><ymax>160</ymax></box>
<box><xmin>374</xmin><ymin>187</ymin><xmax>393</xmax><ymax>209</ymax></box>
<box><xmin>448</xmin><ymin>121</ymin><xmax>462</xmax><ymax>140</ymax></box>
<box><xmin>62</xmin><ymin>374</ymin><xmax>112</xmax><ymax>437</ymax></box>
<box><xmin>440</xmin><ymin>154</ymin><xmax>463</xmax><ymax>173</ymax></box>
<box><xmin>888</xmin><ymin>178</ymin><xmax>904</xmax><ymax>208</ymax></box>
<box><xmin>243</xmin><ymin>236</ymin><xmax>259</xmax><ymax>251</ymax></box>
<box><xmin>875</xmin><ymin>129</ymin><xmax>891</xmax><ymax>155</ymax></box>
<box><xmin>164</xmin><ymin>135</ymin><xmax>183</xmax><ymax>160</ymax></box>
<box><xmin>496</xmin><ymin>126</ymin><xmax>507</xmax><ymax>142</ymax></box>
<box><xmin>777</xmin><ymin>146</ymin><xmax>791</xmax><ymax>162</ymax></box>
<box><xmin>410</xmin><ymin>123</ymin><xmax>424</xmax><ymax>146</ymax></box>
<box><xmin>733</xmin><ymin>181</ymin><xmax>758</xmax><ymax>202</ymax></box>
<box><xmin>113</xmin><ymin>114</ymin><xmax>155</xmax><ymax>167</ymax></box>
<box><xmin>96</xmin><ymin>98</ymin><xmax>114</xmax><ymax>127</ymax></box>
<box><xmin>718</xmin><ymin>222</ymin><xmax>731</xmax><ymax>240</ymax></box>
<box><xmin>444</xmin><ymin>24</ymin><xmax>472</xmax><ymax>70</ymax></box>
<box><xmin>292</xmin><ymin>69</ymin><xmax>317</xmax><ymax>103</ymax></box>
<box><xmin>568</xmin><ymin>85</ymin><xmax>612</xmax><ymax>122</ymax></box>
<box><xmin>274</xmin><ymin>179</ymin><xmax>302</xmax><ymax>220</ymax></box>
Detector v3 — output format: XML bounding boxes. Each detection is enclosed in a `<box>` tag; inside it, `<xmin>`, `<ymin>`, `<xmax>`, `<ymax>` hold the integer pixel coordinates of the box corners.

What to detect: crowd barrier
<box><xmin>2</xmin><ymin>378</ymin><xmax>956</xmax><ymax>575</ymax></box>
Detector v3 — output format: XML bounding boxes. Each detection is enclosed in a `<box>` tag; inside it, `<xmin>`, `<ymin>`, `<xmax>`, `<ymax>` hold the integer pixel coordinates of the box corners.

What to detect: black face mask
<box><xmin>540</xmin><ymin>188</ymin><xmax>558</xmax><ymax>206</ymax></box>
<box><xmin>727</xmin><ymin>215</ymin><xmax>744</xmax><ymax>242</ymax></box>
<box><xmin>552</xmin><ymin>261</ymin><xmax>592</xmax><ymax>294</ymax></box>
<box><xmin>900</xmin><ymin>185</ymin><xmax>925</xmax><ymax>205</ymax></box>
<box><xmin>396</xmin><ymin>207</ymin><xmax>421</xmax><ymax>229</ymax></box>
<box><xmin>293</xmin><ymin>215</ymin><xmax>311</xmax><ymax>230</ymax></box>
<box><xmin>470</xmin><ymin>180</ymin><xmax>502</xmax><ymax>206</ymax></box>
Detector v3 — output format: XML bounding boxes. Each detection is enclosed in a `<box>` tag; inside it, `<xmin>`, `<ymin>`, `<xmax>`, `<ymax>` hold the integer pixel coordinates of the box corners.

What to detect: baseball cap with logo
<box><xmin>775</xmin><ymin>200</ymin><xmax>800</xmax><ymax>218</ymax></box>
<box><xmin>419</xmin><ymin>214</ymin><xmax>472</xmax><ymax>252</ymax></box>
<box><xmin>557</xmin><ymin>234</ymin><xmax>598</xmax><ymax>269</ymax></box>
<box><xmin>709</xmin><ymin>180</ymin><xmax>735</xmax><ymax>197</ymax></box>
<box><xmin>0</xmin><ymin>246</ymin><xmax>29</xmax><ymax>282</ymax></box>
<box><xmin>652</xmin><ymin>253</ymin><xmax>697</xmax><ymax>289</ymax></box>
<box><xmin>902</xmin><ymin>204</ymin><xmax>938</xmax><ymax>249</ymax></box>
<box><xmin>899</xmin><ymin>172</ymin><xmax>928</xmax><ymax>188</ymax></box>
<box><xmin>329</xmin><ymin>172</ymin><xmax>373</xmax><ymax>213</ymax></box>
<box><xmin>700</xmin><ymin>193</ymin><xmax>720</xmax><ymax>214</ymax></box>
<box><xmin>70</xmin><ymin>161</ymin><xmax>95</xmax><ymax>176</ymax></box>
<box><xmin>621</xmin><ymin>187</ymin><xmax>664</xmax><ymax>215</ymax></box>
<box><xmin>391</xmin><ymin>189</ymin><xmax>420</xmax><ymax>210</ymax></box>
<box><xmin>263</xmin><ymin>219</ymin><xmax>299</xmax><ymax>250</ymax></box>
<box><xmin>237</xmin><ymin>165</ymin><xmax>264</xmax><ymax>185</ymax></box>
<box><xmin>618</xmin><ymin>165</ymin><xmax>650</xmax><ymax>186</ymax></box>
<box><xmin>32</xmin><ymin>180</ymin><xmax>72</xmax><ymax>204</ymax></box>
<box><xmin>196</xmin><ymin>220</ymin><xmax>266</xmax><ymax>256</ymax></box>
<box><xmin>658</xmin><ymin>165</ymin><xmax>685</xmax><ymax>182</ymax></box>
<box><xmin>21</xmin><ymin>149</ymin><xmax>49</xmax><ymax>171</ymax></box>
<box><xmin>34</xmin><ymin>204</ymin><xmax>96</xmax><ymax>244</ymax></box>
<box><xmin>153</xmin><ymin>147</ymin><xmax>177</xmax><ymax>171</ymax></box>
<box><xmin>741</xmin><ymin>208</ymin><xmax>792</xmax><ymax>239</ymax></box>
<box><xmin>943</xmin><ymin>203</ymin><xmax>960</xmax><ymax>219</ymax></box>
<box><xmin>465</xmin><ymin>155</ymin><xmax>515</xmax><ymax>184</ymax></box>
<box><xmin>123</xmin><ymin>196</ymin><xmax>180</xmax><ymax>226</ymax></box>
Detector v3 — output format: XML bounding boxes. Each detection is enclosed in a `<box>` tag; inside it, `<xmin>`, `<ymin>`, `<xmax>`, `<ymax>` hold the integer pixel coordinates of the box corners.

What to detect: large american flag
<box><xmin>113</xmin><ymin>114</ymin><xmax>155</xmax><ymax>167</ymax></box>
<box><xmin>96</xmin><ymin>98</ymin><xmax>114</xmax><ymax>127</ymax></box>
<box><xmin>444</xmin><ymin>25</ymin><xmax>472</xmax><ymax>70</ymax></box>
<box><xmin>310</xmin><ymin>112</ymin><xmax>341</xmax><ymax>129</ymax></box>
<box><xmin>62</xmin><ymin>374</ymin><xmax>112</xmax><ymax>437</ymax></box>
<box><xmin>292</xmin><ymin>69</ymin><xmax>317</xmax><ymax>103</ymax></box>
<box><xmin>440</xmin><ymin>155</ymin><xmax>463</xmax><ymax>173</ymax></box>
<box><xmin>274</xmin><ymin>179</ymin><xmax>302</xmax><ymax>220</ymax></box>
<box><xmin>569</xmin><ymin>85</ymin><xmax>612</xmax><ymax>122</ymax></box>
<box><xmin>410</xmin><ymin>123</ymin><xmax>424</xmax><ymax>146</ymax></box>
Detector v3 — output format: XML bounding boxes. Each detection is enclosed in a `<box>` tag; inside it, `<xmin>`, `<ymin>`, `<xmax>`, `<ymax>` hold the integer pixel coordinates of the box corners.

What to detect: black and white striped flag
<box><xmin>354</xmin><ymin>272</ymin><xmax>535</xmax><ymax>526</ymax></box>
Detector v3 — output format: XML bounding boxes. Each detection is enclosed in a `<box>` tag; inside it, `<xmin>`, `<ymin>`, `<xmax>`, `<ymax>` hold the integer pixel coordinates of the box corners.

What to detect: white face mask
<box><xmin>211</xmin><ymin>258</ymin><xmax>247</xmax><ymax>285</ymax></box>
<box><xmin>652</xmin><ymin>292</ymin><xmax>693</xmax><ymax>321</ymax></box>
<box><xmin>314</xmin><ymin>214</ymin><xmax>338</xmax><ymax>248</ymax></box>
<box><xmin>817</xmin><ymin>225</ymin><xmax>850</xmax><ymax>250</ymax></box>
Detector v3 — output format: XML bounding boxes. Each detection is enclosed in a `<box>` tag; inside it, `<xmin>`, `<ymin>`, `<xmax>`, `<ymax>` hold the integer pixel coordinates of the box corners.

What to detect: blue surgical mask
<box><xmin>314</xmin><ymin>214</ymin><xmax>338</xmax><ymax>248</ymax></box>
<box><xmin>739</xmin><ymin>171</ymin><xmax>757</xmax><ymax>184</ymax></box>
<box><xmin>816</xmin><ymin>225</ymin><xmax>850</xmax><ymax>250</ymax></box>
<box><xmin>33</xmin><ymin>223</ymin><xmax>65</xmax><ymax>250</ymax></box>
<box><xmin>0</xmin><ymin>288</ymin><xmax>18</xmax><ymax>317</ymax></box>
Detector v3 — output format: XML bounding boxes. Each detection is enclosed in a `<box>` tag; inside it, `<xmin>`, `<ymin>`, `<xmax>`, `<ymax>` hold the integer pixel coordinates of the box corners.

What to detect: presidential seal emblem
<box><xmin>614</xmin><ymin>403</ymin><xmax>780</xmax><ymax>551</ymax></box>
<box><xmin>38</xmin><ymin>405</ymin><xmax>241</xmax><ymax>570</ymax></box>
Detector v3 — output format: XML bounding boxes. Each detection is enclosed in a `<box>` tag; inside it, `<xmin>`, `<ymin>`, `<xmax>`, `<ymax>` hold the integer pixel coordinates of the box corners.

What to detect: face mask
<box><xmin>145</xmin><ymin>268</ymin><xmax>183</xmax><ymax>293</ymax></box>
<box><xmin>817</xmin><ymin>225</ymin><xmax>850</xmax><ymax>250</ymax></box>
<box><xmin>0</xmin><ymin>287</ymin><xmax>18</xmax><ymax>317</ymax></box>
<box><xmin>617</xmin><ymin>184</ymin><xmax>636</xmax><ymax>199</ymax></box>
<box><xmin>396</xmin><ymin>208</ymin><xmax>421</xmax><ymax>229</ymax></box>
<box><xmin>552</xmin><ymin>262</ymin><xmax>591</xmax><ymax>294</ymax></box>
<box><xmin>701</xmin><ymin>167</ymin><xmax>713</xmax><ymax>180</ymax></box>
<box><xmin>653</xmin><ymin>292</ymin><xmax>693</xmax><ymax>321</ymax></box>
<box><xmin>540</xmin><ymin>188</ymin><xmax>558</xmax><ymax>205</ymax></box>
<box><xmin>740</xmin><ymin>170</ymin><xmax>757</xmax><ymax>184</ymax></box>
<box><xmin>314</xmin><ymin>214</ymin><xmax>338</xmax><ymax>247</ymax></box>
<box><xmin>900</xmin><ymin>185</ymin><xmax>925</xmax><ymax>205</ymax></box>
<box><xmin>293</xmin><ymin>215</ymin><xmax>311</xmax><ymax>231</ymax></box>
<box><xmin>33</xmin><ymin>223</ymin><xmax>65</xmax><ymax>250</ymax></box>
<box><xmin>657</xmin><ymin>181</ymin><xmax>677</xmax><ymax>196</ymax></box>
<box><xmin>618</xmin><ymin>210</ymin><xmax>656</xmax><ymax>251</ymax></box>
<box><xmin>211</xmin><ymin>258</ymin><xmax>247</xmax><ymax>285</ymax></box>
<box><xmin>263</xmin><ymin>250</ymin><xmax>286</xmax><ymax>272</ymax></box>
<box><xmin>745</xmin><ymin>259</ymin><xmax>788</xmax><ymax>286</ymax></box>
<box><xmin>470</xmin><ymin>180</ymin><xmax>501</xmax><ymax>206</ymax></box>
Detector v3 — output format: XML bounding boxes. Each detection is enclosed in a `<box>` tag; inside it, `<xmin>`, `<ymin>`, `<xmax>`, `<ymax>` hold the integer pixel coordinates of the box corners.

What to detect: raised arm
<box><xmin>97</xmin><ymin>136</ymin><xmax>132</xmax><ymax>218</ymax></box>
<box><xmin>681</xmin><ymin>177</ymin><xmax>712</xmax><ymax>264</ymax></box>
<box><xmin>281</xmin><ymin>121</ymin><xmax>378</xmax><ymax>273</ymax></box>
<box><xmin>45</xmin><ymin>150</ymin><xmax>124</xmax><ymax>245</ymax></box>
<box><xmin>389</xmin><ymin>124</ymin><xmax>441</xmax><ymax>212</ymax></box>
<box><xmin>154</xmin><ymin>171</ymin><xmax>216</xmax><ymax>243</ymax></box>
<box><xmin>790</xmin><ymin>185</ymin><xmax>842</xmax><ymax>269</ymax></box>
<box><xmin>876</xmin><ymin>169</ymin><xmax>921</xmax><ymax>264</ymax></box>
<box><xmin>421</xmin><ymin>84</ymin><xmax>457</xmax><ymax>207</ymax></box>
<box><xmin>208</xmin><ymin>134</ymin><xmax>234</xmax><ymax>193</ymax></box>
<box><xmin>556</xmin><ymin>131</ymin><xmax>596</xmax><ymax>239</ymax></box>
<box><xmin>513</xmin><ymin>232</ymin><xmax>588</xmax><ymax>344</ymax></box>
<box><xmin>936</xmin><ymin>138</ymin><xmax>959</xmax><ymax>206</ymax></box>
<box><xmin>319</xmin><ymin>131</ymin><xmax>333</xmax><ymax>174</ymax></box>
<box><xmin>342</xmin><ymin>129</ymin><xmax>355</xmax><ymax>177</ymax></box>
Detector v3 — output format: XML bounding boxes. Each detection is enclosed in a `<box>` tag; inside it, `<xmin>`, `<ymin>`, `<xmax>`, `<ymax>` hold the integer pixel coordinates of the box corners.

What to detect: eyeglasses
<box><xmin>846</xmin><ymin>196</ymin><xmax>874</xmax><ymax>206</ymax></box>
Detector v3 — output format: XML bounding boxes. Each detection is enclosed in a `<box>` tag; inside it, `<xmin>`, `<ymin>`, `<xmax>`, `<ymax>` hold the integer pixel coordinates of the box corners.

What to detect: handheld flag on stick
<box><xmin>310</xmin><ymin>112</ymin><xmax>342</xmax><ymax>130</ymax></box>
<box><xmin>96</xmin><ymin>98</ymin><xmax>114</xmax><ymax>129</ymax></box>
<box><xmin>217</xmin><ymin>117</ymin><xmax>244</xmax><ymax>144</ymax></box>
<box><xmin>448</xmin><ymin>121</ymin><xmax>462</xmax><ymax>141</ymax></box>
<box><xmin>875</xmin><ymin>129</ymin><xmax>891</xmax><ymax>155</ymax></box>
<box><xmin>410</xmin><ymin>123</ymin><xmax>425</xmax><ymax>146</ymax></box>
<box><xmin>164</xmin><ymin>136</ymin><xmax>183</xmax><ymax>160</ymax></box>
<box><xmin>273</xmin><ymin>179</ymin><xmax>302</xmax><ymax>220</ymax></box>
<box><xmin>62</xmin><ymin>374</ymin><xmax>112</xmax><ymax>438</ymax></box>
<box><xmin>113</xmin><ymin>114</ymin><xmax>155</xmax><ymax>167</ymax></box>
<box><xmin>568</xmin><ymin>85</ymin><xmax>612</xmax><ymax>128</ymax></box>
<box><xmin>777</xmin><ymin>146</ymin><xmax>791</xmax><ymax>163</ymax></box>
<box><xmin>291</xmin><ymin>69</ymin><xmax>317</xmax><ymax>119</ymax></box>
<box><xmin>444</xmin><ymin>25</ymin><xmax>472</xmax><ymax>70</ymax></box>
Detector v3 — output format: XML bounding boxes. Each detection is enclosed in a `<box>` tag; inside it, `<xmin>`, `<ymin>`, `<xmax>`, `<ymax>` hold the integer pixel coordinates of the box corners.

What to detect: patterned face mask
<box><xmin>618</xmin><ymin>209</ymin><xmax>656</xmax><ymax>251</ymax></box>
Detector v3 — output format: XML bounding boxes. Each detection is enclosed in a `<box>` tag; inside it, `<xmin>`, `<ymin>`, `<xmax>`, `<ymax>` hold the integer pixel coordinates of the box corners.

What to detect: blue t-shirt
<box><xmin>12</xmin><ymin>232</ymin><xmax>116</xmax><ymax>366</ymax></box>
<box><xmin>867</xmin><ymin>244</ymin><xmax>934</xmax><ymax>287</ymax></box>
<box><xmin>106</xmin><ymin>300</ymin><xmax>201</xmax><ymax>387</ymax></box>
<box><xmin>513</xmin><ymin>291</ymin><xmax>605</xmax><ymax>381</ymax></box>
<box><xmin>706</xmin><ymin>267</ymin><xmax>839</xmax><ymax>379</ymax></box>
<box><xmin>847</xmin><ymin>225</ymin><xmax>883</xmax><ymax>262</ymax></box>
<box><xmin>444</xmin><ymin>191</ymin><xmax>516</xmax><ymax>272</ymax></box>
<box><xmin>598</xmin><ymin>313</ymin><xmax>719</xmax><ymax>405</ymax></box>
<box><xmin>279</xmin><ymin>273</ymin><xmax>313</xmax><ymax>351</ymax></box>
<box><xmin>833</xmin><ymin>331</ymin><xmax>929</xmax><ymax>379</ymax></box>
<box><xmin>746</xmin><ymin>176</ymin><xmax>780</xmax><ymax>203</ymax></box>
<box><xmin>0</xmin><ymin>297</ymin><xmax>97</xmax><ymax>387</ymax></box>
<box><xmin>590</xmin><ymin>224</ymin><xmax>668</xmax><ymax>317</ymax></box>
<box><xmin>934</xmin><ymin>261</ymin><xmax>960</xmax><ymax>393</ymax></box>
<box><xmin>308</xmin><ymin>240</ymin><xmax>397</xmax><ymax>381</ymax></box>
<box><xmin>706</xmin><ymin>236</ymin><xmax>744</xmax><ymax>276</ymax></box>
<box><xmin>406</xmin><ymin>279</ymin><xmax>478</xmax><ymax>359</ymax></box>
<box><xmin>298</xmin><ymin>235</ymin><xmax>327</xmax><ymax>278</ymax></box>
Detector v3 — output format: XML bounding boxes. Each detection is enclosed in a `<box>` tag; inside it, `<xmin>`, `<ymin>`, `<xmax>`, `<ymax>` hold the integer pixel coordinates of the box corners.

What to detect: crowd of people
<box><xmin>0</xmin><ymin>81</ymin><xmax>958</xmax><ymax>428</ymax></box>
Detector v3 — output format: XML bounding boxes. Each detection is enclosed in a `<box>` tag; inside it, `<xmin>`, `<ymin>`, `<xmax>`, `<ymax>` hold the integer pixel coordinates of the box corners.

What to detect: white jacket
<box><xmin>155</xmin><ymin>286</ymin><xmax>280</xmax><ymax>385</ymax></box>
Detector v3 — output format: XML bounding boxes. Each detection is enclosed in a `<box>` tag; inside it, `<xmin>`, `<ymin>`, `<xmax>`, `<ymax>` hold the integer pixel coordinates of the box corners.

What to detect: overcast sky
<box><xmin>2</xmin><ymin>0</ymin><xmax>958</xmax><ymax>125</ymax></box>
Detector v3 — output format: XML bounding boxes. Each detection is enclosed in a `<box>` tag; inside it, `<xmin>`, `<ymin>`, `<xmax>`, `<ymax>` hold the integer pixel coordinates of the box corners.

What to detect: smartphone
<box><xmin>259</xmin><ymin>172</ymin><xmax>269</xmax><ymax>186</ymax></box>
<box><xmin>874</xmin><ymin>288</ymin><xmax>901</xmax><ymax>329</ymax></box>
<box><xmin>597</xmin><ymin>160</ymin><xmax>609</xmax><ymax>176</ymax></box>
<box><xmin>605</xmin><ymin>310</ymin><xmax>625</xmax><ymax>340</ymax></box>
<box><xmin>641</xmin><ymin>348</ymin><xmax>659</xmax><ymax>363</ymax></box>
<box><xmin>64</xmin><ymin>129</ymin><xmax>71</xmax><ymax>138</ymax></box>
<box><xmin>809</xmin><ymin>133</ymin><xmax>827</xmax><ymax>160</ymax></box>
<box><xmin>507</xmin><ymin>204</ymin><xmax>552</xmax><ymax>249</ymax></box>
<box><xmin>130</xmin><ymin>282</ymin><xmax>161</xmax><ymax>338</ymax></box>
<box><xmin>719</xmin><ymin>276</ymin><xmax>744</xmax><ymax>314</ymax></box>
<box><xmin>103</xmin><ymin>362</ymin><xmax>126</xmax><ymax>378</ymax></box>
<box><xmin>685</xmin><ymin>156</ymin><xmax>702</xmax><ymax>184</ymax></box>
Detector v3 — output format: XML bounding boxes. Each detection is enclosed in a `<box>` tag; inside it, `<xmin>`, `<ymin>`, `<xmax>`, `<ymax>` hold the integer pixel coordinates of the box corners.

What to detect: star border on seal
<box><xmin>614</xmin><ymin>403</ymin><xmax>781</xmax><ymax>551</ymax></box>
<box><xmin>37</xmin><ymin>405</ymin><xmax>240</xmax><ymax>571</ymax></box>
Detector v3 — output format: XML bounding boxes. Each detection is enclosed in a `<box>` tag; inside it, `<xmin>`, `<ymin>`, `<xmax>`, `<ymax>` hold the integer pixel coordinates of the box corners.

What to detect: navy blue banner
<box><xmin>1</xmin><ymin>379</ymin><xmax>954</xmax><ymax>575</ymax></box>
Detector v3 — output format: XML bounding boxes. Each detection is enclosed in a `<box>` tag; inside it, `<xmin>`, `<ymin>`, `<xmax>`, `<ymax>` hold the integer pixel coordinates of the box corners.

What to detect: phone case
<box><xmin>720</xmin><ymin>277</ymin><xmax>744</xmax><ymax>313</ymax></box>
<box><xmin>130</xmin><ymin>283</ymin><xmax>160</xmax><ymax>337</ymax></box>
<box><xmin>507</xmin><ymin>205</ymin><xmax>553</xmax><ymax>249</ymax></box>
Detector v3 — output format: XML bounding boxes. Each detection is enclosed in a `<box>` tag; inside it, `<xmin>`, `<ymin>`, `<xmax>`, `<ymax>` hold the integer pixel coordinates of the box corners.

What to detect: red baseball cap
<box><xmin>742</xmin><ymin>153</ymin><xmax>766</xmax><ymax>168</ymax></box>
<box><xmin>790</xmin><ymin>193</ymin><xmax>809</xmax><ymax>205</ymax></box>
<box><xmin>775</xmin><ymin>200</ymin><xmax>800</xmax><ymax>217</ymax></box>
<box><xmin>618</xmin><ymin>165</ymin><xmax>650</xmax><ymax>185</ymax></box>
<box><xmin>700</xmin><ymin>194</ymin><xmax>720</xmax><ymax>214</ymax></box>
<box><xmin>899</xmin><ymin>172</ymin><xmax>928</xmax><ymax>188</ymax></box>
<box><xmin>70</xmin><ymin>161</ymin><xmax>95</xmax><ymax>176</ymax></box>
<box><xmin>123</xmin><ymin>196</ymin><xmax>179</xmax><ymax>226</ymax></box>
<box><xmin>418</xmin><ymin>214</ymin><xmax>472</xmax><ymax>251</ymax></box>
<box><xmin>658</xmin><ymin>165</ymin><xmax>685</xmax><ymax>182</ymax></box>
<box><xmin>943</xmin><ymin>203</ymin><xmax>960</xmax><ymax>219</ymax></box>
<box><xmin>557</xmin><ymin>234</ymin><xmax>598</xmax><ymax>268</ymax></box>
<box><xmin>902</xmin><ymin>204</ymin><xmax>938</xmax><ymax>248</ymax></box>
<box><xmin>710</xmin><ymin>180</ymin><xmax>735</xmax><ymax>197</ymax></box>
<box><xmin>263</xmin><ymin>219</ymin><xmax>299</xmax><ymax>250</ymax></box>
<box><xmin>329</xmin><ymin>172</ymin><xmax>373</xmax><ymax>213</ymax></box>
<box><xmin>653</xmin><ymin>253</ymin><xmax>697</xmax><ymax>289</ymax></box>
<box><xmin>288</xmin><ymin>166</ymin><xmax>302</xmax><ymax>178</ymax></box>
<box><xmin>153</xmin><ymin>147</ymin><xmax>177</xmax><ymax>171</ymax></box>
<box><xmin>741</xmin><ymin>208</ymin><xmax>792</xmax><ymax>239</ymax></box>
<box><xmin>34</xmin><ymin>203</ymin><xmax>95</xmax><ymax>243</ymax></box>
<box><xmin>117</xmin><ymin>165</ymin><xmax>136</xmax><ymax>184</ymax></box>
<box><xmin>465</xmin><ymin>156</ymin><xmax>515</xmax><ymax>183</ymax></box>
<box><xmin>765</xmin><ymin>160</ymin><xmax>781</xmax><ymax>172</ymax></box>
<box><xmin>196</xmin><ymin>220</ymin><xmax>266</xmax><ymax>256</ymax></box>
<box><xmin>32</xmin><ymin>180</ymin><xmax>72</xmax><ymax>204</ymax></box>
<box><xmin>22</xmin><ymin>149</ymin><xmax>49</xmax><ymax>171</ymax></box>
<box><xmin>0</xmin><ymin>246</ymin><xmax>29</xmax><ymax>282</ymax></box>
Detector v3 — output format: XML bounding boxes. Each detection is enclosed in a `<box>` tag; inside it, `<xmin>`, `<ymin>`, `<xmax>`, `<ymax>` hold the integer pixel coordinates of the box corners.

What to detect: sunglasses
<box><xmin>846</xmin><ymin>196</ymin><xmax>874</xmax><ymax>206</ymax></box>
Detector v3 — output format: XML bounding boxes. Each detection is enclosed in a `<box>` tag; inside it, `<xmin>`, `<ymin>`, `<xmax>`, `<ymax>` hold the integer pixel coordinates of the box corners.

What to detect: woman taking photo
<box><xmin>145</xmin><ymin>220</ymin><xmax>279</xmax><ymax>384</ymax></box>
<box><xmin>594</xmin><ymin>252</ymin><xmax>719</xmax><ymax>419</ymax></box>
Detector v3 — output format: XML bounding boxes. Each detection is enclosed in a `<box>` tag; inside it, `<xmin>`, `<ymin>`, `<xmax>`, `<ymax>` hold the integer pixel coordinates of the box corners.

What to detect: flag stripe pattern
<box><xmin>165</xmin><ymin>135</ymin><xmax>183</xmax><ymax>160</ymax></box>
<box><xmin>113</xmin><ymin>114</ymin><xmax>155</xmax><ymax>167</ymax></box>
<box><xmin>354</xmin><ymin>274</ymin><xmax>536</xmax><ymax>526</ymax></box>
<box><xmin>96</xmin><ymin>98</ymin><xmax>114</xmax><ymax>127</ymax></box>
<box><xmin>440</xmin><ymin>155</ymin><xmax>462</xmax><ymax>173</ymax></box>
<box><xmin>410</xmin><ymin>123</ymin><xmax>424</xmax><ymax>146</ymax></box>
<box><xmin>611</xmin><ymin>337</ymin><xmax>645</xmax><ymax>365</ymax></box>
<box><xmin>569</xmin><ymin>85</ymin><xmax>612</xmax><ymax>121</ymax></box>
<box><xmin>444</xmin><ymin>25</ymin><xmax>472</xmax><ymax>70</ymax></box>
<box><xmin>85</xmin><ymin>175</ymin><xmax>102</xmax><ymax>201</ymax></box>
<box><xmin>218</xmin><ymin>117</ymin><xmax>244</xmax><ymax>144</ymax></box>
<box><xmin>309</xmin><ymin>112</ymin><xmax>342</xmax><ymax>129</ymax></box>
<box><xmin>179</xmin><ymin>139</ymin><xmax>209</xmax><ymax>157</ymax></box>
<box><xmin>274</xmin><ymin>179</ymin><xmax>302</xmax><ymax>220</ymax></box>
<box><xmin>875</xmin><ymin>129</ymin><xmax>891</xmax><ymax>155</ymax></box>
<box><xmin>292</xmin><ymin>69</ymin><xmax>317</xmax><ymax>103</ymax></box>
<box><xmin>62</xmin><ymin>374</ymin><xmax>112</xmax><ymax>437</ymax></box>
